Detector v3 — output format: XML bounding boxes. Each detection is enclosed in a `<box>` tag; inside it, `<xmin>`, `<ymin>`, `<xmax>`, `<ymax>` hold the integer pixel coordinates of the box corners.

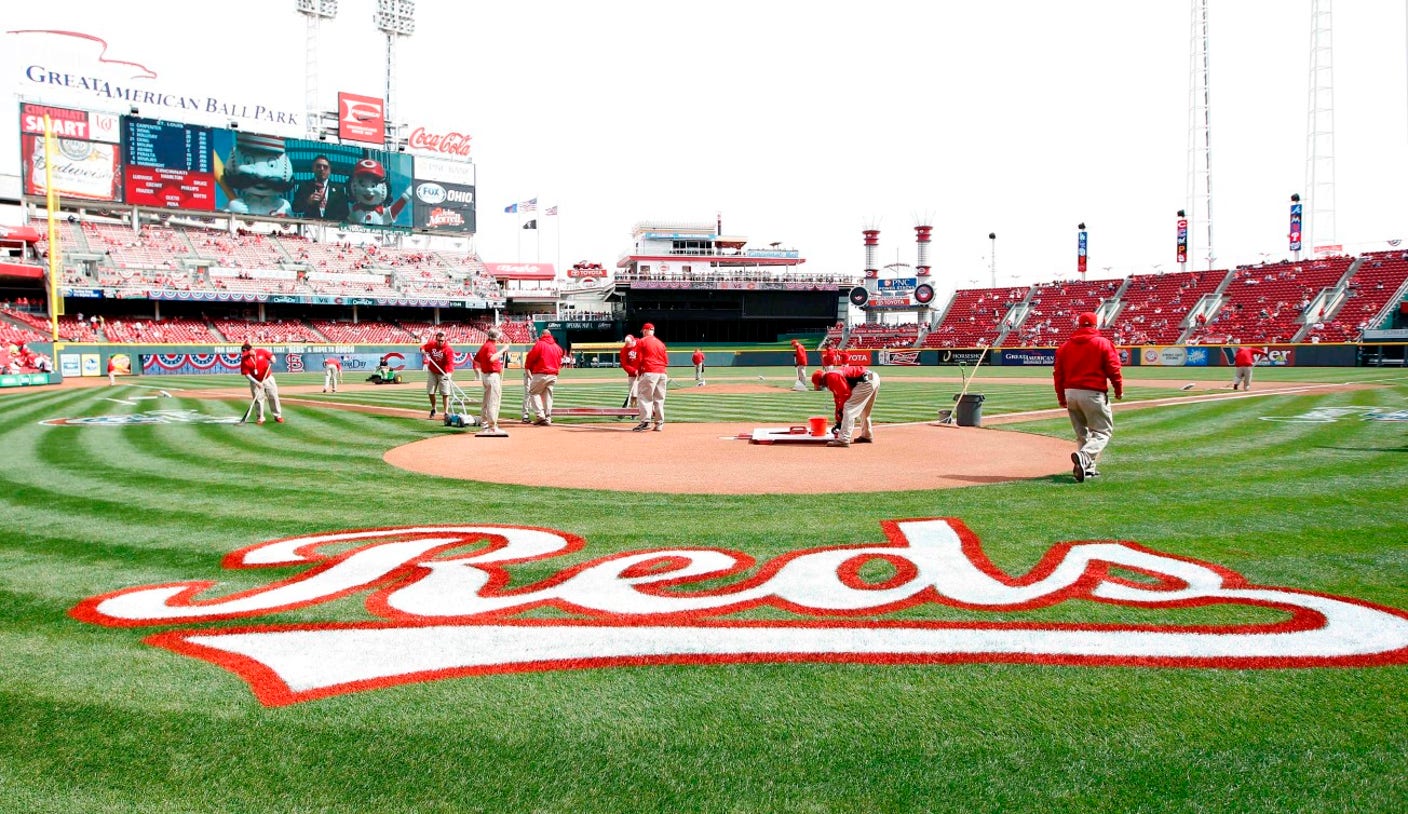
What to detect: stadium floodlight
<box><xmin>374</xmin><ymin>0</ymin><xmax>416</xmax><ymax>35</ymax></box>
<box><xmin>296</xmin><ymin>0</ymin><xmax>338</xmax><ymax>18</ymax></box>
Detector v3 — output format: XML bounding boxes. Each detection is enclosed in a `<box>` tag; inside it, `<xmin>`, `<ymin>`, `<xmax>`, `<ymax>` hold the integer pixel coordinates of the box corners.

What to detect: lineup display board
<box><xmin>17</xmin><ymin>103</ymin><xmax>475</xmax><ymax>233</ymax></box>
<box><xmin>121</xmin><ymin>116</ymin><xmax>216</xmax><ymax>210</ymax></box>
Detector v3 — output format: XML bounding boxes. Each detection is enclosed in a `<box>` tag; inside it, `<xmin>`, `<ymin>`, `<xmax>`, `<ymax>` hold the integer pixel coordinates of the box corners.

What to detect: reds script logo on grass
<box><xmin>71</xmin><ymin>519</ymin><xmax>1408</xmax><ymax>706</ymax></box>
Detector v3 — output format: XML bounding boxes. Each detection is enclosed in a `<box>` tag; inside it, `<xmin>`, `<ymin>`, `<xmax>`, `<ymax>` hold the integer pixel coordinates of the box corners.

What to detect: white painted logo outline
<box><xmin>71</xmin><ymin>519</ymin><xmax>1408</xmax><ymax>705</ymax></box>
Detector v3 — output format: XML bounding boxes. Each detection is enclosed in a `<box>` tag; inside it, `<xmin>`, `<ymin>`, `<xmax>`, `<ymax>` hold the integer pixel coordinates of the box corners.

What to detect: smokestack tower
<box><xmin>863</xmin><ymin>229</ymin><xmax>880</xmax><ymax>277</ymax></box>
<box><xmin>914</xmin><ymin>225</ymin><xmax>932</xmax><ymax>276</ymax></box>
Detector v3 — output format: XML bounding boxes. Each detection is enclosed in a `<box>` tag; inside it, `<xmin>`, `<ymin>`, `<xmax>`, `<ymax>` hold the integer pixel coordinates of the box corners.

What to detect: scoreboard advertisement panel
<box><xmin>18</xmin><ymin>102</ymin><xmax>122</xmax><ymax>201</ymax></box>
<box><xmin>121</xmin><ymin>116</ymin><xmax>216</xmax><ymax>210</ymax></box>
<box><xmin>411</xmin><ymin>155</ymin><xmax>476</xmax><ymax>233</ymax></box>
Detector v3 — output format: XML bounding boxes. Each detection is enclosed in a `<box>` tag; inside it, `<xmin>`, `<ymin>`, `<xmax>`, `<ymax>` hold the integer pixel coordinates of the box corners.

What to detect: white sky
<box><xmin>4</xmin><ymin>0</ymin><xmax>1406</xmax><ymax>304</ymax></box>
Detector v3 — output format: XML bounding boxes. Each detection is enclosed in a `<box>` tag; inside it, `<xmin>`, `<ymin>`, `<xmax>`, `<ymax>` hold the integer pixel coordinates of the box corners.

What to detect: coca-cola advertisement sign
<box><xmin>407</xmin><ymin>126</ymin><xmax>472</xmax><ymax>157</ymax></box>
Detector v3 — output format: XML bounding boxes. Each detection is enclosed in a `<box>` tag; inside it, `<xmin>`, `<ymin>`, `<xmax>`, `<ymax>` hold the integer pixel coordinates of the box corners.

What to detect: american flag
<box><xmin>520</xmin><ymin>198</ymin><xmax>537</xmax><ymax>212</ymax></box>
<box><xmin>545</xmin><ymin>206</ymin><xmax>558</xmax><ymax>216</ymax></box>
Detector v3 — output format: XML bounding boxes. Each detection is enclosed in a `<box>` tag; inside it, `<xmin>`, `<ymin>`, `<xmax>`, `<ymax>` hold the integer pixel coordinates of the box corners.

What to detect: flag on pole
<box><xmin>520</xmin><ymin>198</ymin><xmax>537</xmax><ymax>212</ymax></box>
<box><xmin>504</xmin><ymin>202</ymin><xmax>518</xmax><ymax>213</ymax></box>
<box><xmin>545</xmin><ymin>206</ymin><xmax>558</xmax><ymax>216</ymax></box>
<box><xmin>523</xmin><ymin>220</ymin><xmax>538</xmax><ymax>230</ymax></box>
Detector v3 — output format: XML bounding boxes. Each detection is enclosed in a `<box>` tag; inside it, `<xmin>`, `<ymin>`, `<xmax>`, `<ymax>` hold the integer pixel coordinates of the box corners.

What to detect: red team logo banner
<box><xmin>338</xmin><ymin>92</ymin><xmax>386</xmax><ymax>145</ymax></box>
<box><xmin>72</xmin><ymin>518</ymin><xmax>1408</xmax><ymax>705</ymax></box>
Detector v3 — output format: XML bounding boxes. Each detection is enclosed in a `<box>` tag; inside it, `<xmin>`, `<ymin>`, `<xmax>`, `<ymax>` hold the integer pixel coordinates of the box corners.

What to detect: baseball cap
<box><xmin>1077</xmin><ymin>312</ymin><xmax>1098</xmax><ymax>327</ymax></box>
<box><xmin>642</xmin><ymin>323</ymin><xmax>655</xmax><ymax>332</ymax></box>
<box><xmin>623</xmin><ymin>334</ymin><xmax>634</xmax><ymax>343</ymax></box>
<box><xmin>811</xmin><ymin>369</ymin><xmax>824</xmax><ymax>389</ymax></box>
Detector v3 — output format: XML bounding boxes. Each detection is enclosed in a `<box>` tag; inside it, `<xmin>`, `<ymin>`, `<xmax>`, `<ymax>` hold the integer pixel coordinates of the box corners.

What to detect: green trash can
<box><xmin>953</xmin><ymin>393</ymin><xmax>985</xmax><ymax>427</ymax></box>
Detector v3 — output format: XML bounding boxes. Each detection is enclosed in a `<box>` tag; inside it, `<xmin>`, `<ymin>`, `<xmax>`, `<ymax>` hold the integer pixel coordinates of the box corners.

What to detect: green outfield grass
<box><xmin>1</xmin><ymin>365</ymin><xmax>1405</xmax><ymax>813</ymax></box>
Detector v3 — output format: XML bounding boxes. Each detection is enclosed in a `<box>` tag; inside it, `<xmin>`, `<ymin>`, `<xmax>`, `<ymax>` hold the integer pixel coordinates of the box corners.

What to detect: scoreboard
<box><xmin>18</xmin><ymin>103</ymin><xmax>476</xmax><ymax>234</ymax></box>
<box><xmin>121</xmin><ymin>117</ymin><xmax>216</xmax><ymax>210</ymax></box>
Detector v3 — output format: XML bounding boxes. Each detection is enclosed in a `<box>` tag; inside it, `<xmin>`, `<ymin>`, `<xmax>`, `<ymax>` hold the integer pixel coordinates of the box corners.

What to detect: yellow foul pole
<box><xmin>42</xmin><ymin>115</ymin><xmax>63</xmax><ymax>341</ymax></box>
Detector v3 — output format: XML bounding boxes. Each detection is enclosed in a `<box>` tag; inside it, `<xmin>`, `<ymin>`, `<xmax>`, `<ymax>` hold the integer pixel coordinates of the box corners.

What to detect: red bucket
<box><xmin>808</xmin><ymin>416</ymin><xmax>828</xmax><ymax>437</ymax></box>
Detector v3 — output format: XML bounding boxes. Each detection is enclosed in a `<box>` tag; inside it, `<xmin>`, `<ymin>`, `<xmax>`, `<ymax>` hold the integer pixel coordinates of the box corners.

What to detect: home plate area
<box><xmin>749</xmin><ymin>426</ymin><xmax>835</xmax><ymax>445</ymax></box>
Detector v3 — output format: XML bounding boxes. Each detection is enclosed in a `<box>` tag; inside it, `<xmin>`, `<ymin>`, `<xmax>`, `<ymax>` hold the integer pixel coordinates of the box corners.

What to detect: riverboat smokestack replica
<box><xmin>914</xmin><ymin>225</ymin><xmax>932</xmax><ymax>276</ymax></box>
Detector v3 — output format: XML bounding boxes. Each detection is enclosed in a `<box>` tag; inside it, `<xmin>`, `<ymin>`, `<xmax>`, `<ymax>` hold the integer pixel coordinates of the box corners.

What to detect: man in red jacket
<box><xmin>692</xmin><ymin>348</ymin><xmax>706</xmax><ymax>386</ymax></box>
<box><xmin>1229</xmin><ymin>343</ymin><xmax>1267</xmax><ymax>391</ymax></box>
<box><xmin>792</xmin><ymin>340</ymin><xmax>809</xmax><ymax>390</ymax></box>
<box><xmin>239</xmin><ymin>342</ymin><xmax>284</xmax><ymax>425</ymax></box>
<box><xmin>633</xmin><ymin>323</ymin><xmax>669</xmax><ymax>431</ymax></box>
<box><xmin>524</xmin><ymin>329</ymin><xmax>564</xmax><ymax>425</ymax></box>
<box><xmin>421</xmin><ymin>330</ymin><xmax>455</xmax><ymax>419</ymax></box>
<box><xmin>473</xmin><ymin>327</ymin><xmax>509</xmax><ymax>436</ymax></box>
<box><xmin>1053</xmin><ymin>312</ymin><xmax>1123</xmax><ymax>482</ymax></box>
<box><xmin>812</xmin><ymin>365</ymin><xmax>879</xmax><ymax>447</ymax></box>
<box><xmin>619</xmin><ymin>334</ymin><xmax>640</xmax><ymax>409</ymax></box>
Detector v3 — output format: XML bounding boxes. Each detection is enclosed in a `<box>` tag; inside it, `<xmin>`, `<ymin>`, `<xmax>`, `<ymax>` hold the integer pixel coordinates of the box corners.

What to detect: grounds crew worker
<box><xmin>633</xmin><ymin>323</ymin><xmax>669</xmax><ymax>432</ymax></box>
<box><xmin>1053</xmin><ymin>311</ymin><xmax>1123</xmax><ymax>482</ymax></box>
<box><xmin>812</xmin><ymin>365</ymin><xmax>878</xmax><ymax>447</ymax></box>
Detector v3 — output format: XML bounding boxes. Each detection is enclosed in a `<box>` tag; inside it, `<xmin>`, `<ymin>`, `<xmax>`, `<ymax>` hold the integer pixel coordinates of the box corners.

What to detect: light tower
<box><xmin>374</xmin><ymin>0</ymin><xmax>416</xmax><ymax>150</ymax></box>
<box><xmin>1185</xmin><ymin>0</ymin><xmax>1215</xmax><ymax>270</ymax></box>
<box><xmin>1305</xmin><ymin>0</ymin><xmax>1337</xmax><ymax>254</ymax></box>
<box><xmin>295</xmin><ymin>0</ymin><xmax>339</xmax><ymax>139</ymax></box>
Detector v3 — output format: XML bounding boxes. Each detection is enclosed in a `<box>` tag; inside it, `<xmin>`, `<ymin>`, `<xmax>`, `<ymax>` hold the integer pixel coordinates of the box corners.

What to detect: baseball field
<box><xmin>2</xmin><ymin>363</ymin><xmax>1405</xmax><ymax>813</ymax></box>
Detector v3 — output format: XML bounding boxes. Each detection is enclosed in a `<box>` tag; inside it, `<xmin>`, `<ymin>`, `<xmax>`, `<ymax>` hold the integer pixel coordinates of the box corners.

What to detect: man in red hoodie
<box><xmin>619</xmin><ymin>335</ymin><xmax>640</xmax><ymax>409</ymax></box>
<box><xmin>421</xmin><ymin>330</ymin><xmax>455</xmax><ymax>419</ymax></box>
<box><xmin>1053</xmin><ymin>312</ymin><xmax>1122</xmax><ymax>482</ymax></box>
<box><xmin>792</xmin><ymin>339</ymin><xmax>809</xmax><ymax>391</ymax></box>
<box><xmin>633</xmin><ymin>323</ymin><xmax>669</xmax><ymax>431</ymax></box>
<box><xmin>1229</xmin><ymin>343</ymin><xmax>1267</xmax><ymax>391</ymax></box>
<box><xmin>812</xmin><ymin>365</ymin><xmax>879</xmax><ymax>447</ymax></box>
<box><xmin>239</xmin><ymin>342</ymin><xmax>284</xmax><ymax>425</ymax></box>
<box><xmin>524</xmin><ymin>329</ymin><xmax>564</xmax><ymax>425</ymax></box>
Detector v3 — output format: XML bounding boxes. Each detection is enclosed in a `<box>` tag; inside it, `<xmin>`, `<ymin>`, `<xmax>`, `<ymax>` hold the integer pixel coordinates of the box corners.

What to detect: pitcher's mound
<box><xmin>385</xmin><ymin>422</ymin><xmax>1074</xmax><ymax>494</ymax></box>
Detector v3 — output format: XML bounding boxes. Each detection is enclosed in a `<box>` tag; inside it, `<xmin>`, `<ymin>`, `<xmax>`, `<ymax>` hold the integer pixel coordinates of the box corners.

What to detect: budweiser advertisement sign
<box><xmin>407</xmin><ymin>126</ymin><xmax>472</xmax><ymax>157</ymax></box>
<box><xmin>337</xmin><ymin>92</ymin><xmax>386</xmax><ymax>145</ymax></box>
<box><xmin>72</xmin><ymin>518</ymin><xmax>1408</xmax><ymax>706</ymax></box>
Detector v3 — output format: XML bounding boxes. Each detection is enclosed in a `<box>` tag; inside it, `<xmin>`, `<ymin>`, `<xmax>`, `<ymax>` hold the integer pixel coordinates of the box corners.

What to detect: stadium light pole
<box><xmin>988</xmin><ymin>232</ymin><xmax>996</xmax><ymax>288</ymax></box>
<box><xmin>295</xmin><ymin>0</ymin><xmax>339</xmax><ymax>140</ymax></box>
<box><xmin>374</xmin><ymin>0</ymin><xmax>416</xmax><ymax>151</ymax></box>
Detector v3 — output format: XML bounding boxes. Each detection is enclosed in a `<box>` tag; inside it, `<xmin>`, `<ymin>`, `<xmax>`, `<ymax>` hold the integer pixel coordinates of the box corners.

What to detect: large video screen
<box><xmin>17</xmin><ymin>104</ymin><xmax>476</xmax><ymax>234</ymax></box>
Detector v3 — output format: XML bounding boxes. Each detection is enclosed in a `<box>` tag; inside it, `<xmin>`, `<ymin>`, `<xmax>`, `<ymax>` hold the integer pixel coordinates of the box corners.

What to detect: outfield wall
<box><xmin>11</xmin><ymin>341</ymin><xmax>1395</xmax><ymax>388</ymax></box>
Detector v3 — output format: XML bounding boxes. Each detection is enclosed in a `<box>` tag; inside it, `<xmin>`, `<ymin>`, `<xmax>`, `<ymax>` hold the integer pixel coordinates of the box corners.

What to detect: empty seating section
<box><xmin>1112</xmin><ymin>270</ymin><xmax>1223</xmax><ymax>345</ymax></box>
<box><xmin>845</xmin><ymin>323</ymin><xmax>921</xmax><ymax>349</ymax></box>
<box><xmin>310</xmin><ymin>320</ymin><xmax>416</xmax><ymax>344</ymax></box>
<box><xmin>925</xmin><ymin>287</ymin><xmax>1025</xmax><ymax>347</ymax></box>
<box><xmin>101</xmin><ymin>317</ymin><xmax>216</xmax><ymax>343</ymax></box>
<box><xmin>58</xmin><ymin>222</ymin><xmax>499</xmax><ymax>300</ymax></box>
<box><xmin>1306</xmin><ymin>252</ymin><xmax>1408</xmax><ymax>342</ymax></box>
<box><xmin>1</xmin><ymin>308</ymin><xmax>53</xmax><ymax>344</ymax></box>
<box><xmin>187</xmin><ymin>231</ymin><xmax>288</xmax><ymax>269</ymax></box>
<box><xmin>1186</xmin><ymin>258</ymin><xmax>1353</xmax><ymax>345</ymax></box>
<box><xmin>1010</xmin><ymin>279</ymin><xmax>1122</xmax><ymax>347</ymax></box>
